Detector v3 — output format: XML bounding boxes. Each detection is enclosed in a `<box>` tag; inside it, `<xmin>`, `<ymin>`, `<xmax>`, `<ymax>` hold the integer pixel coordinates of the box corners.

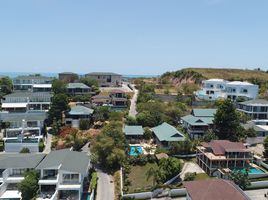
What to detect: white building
<box><xmin>237</xmin><ymin>99</ymin><xmax>268</xmax><ymax>120</ymax></box>
<box><xmin>195</xmin><ymin>79</ymin><xmax>259</xmax><ymax>101</ymax></box>
<box><xmin>36</xmin><ymin>149</ymin><xmax>91</xmax><ymax>200</ymax></box>
<box><xmin>0</xmin><ymin>153</ymin><xmax>45</xmax><ymax>200</ymax></box>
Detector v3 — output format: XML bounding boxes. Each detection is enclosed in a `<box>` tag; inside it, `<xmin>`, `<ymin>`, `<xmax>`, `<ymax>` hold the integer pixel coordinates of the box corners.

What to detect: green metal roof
<box><xmin>181</xmin><ymin>115</ymin><xmax>214</xmax><ymax>126</ymax></box>
<box><xmin>67</xmin><ymin>83</ymin><xmax>90</xmax><ymax>89</ymax></box>
<box><xmin>68</xmin><ymin>105</ymin><xmax>94</xmax><ymax>115</ymax></box>
<box><xmin>239</xmin><ymin>99</ymin><xmax>268</xmax><ymax>105</ymax></box>
<box><xmin>0</xmin><ymin>111</ymin><xmax>47</xmax><ymax>122</ymax></box>
<box><xmin>0</xmin><ymin>153</ymin><xmax>45</xmax><ymax>169</ymax></box>
<box><xmin>124</xmin><ymin>125</ymin><xmax>144</xmax><ymax>136</ymax></box>
<box><xmin>192</xmin><ymin>109</ymin><xmax>217</xmax><ymax>117</ymax></box>
<box><xmin>36</xmin><ymin>149</ymin><xmax>90</xmax><ymax>173</ymax></box>
<box><xmin>151</xmin><ymin>122</ymin><xmax>185</xmax><ymax>142</ymax></box>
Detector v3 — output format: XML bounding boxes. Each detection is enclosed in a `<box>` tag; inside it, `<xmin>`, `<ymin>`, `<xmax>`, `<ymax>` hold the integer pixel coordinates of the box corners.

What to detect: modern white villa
<box><xmin>1</xmin><ymin>92</ymin><xmax>52</xmax><ymax>112</ymax></box>
<box><xmin>36</xmin><ymin>149</ymin><xmax>91</xmax><ymax>200</ymax></box>
<box><xmin>195</xmin><ymin>79</ymin><xmax>259</xmax><ymax>101</ymax></box>
<box><xmin>237</xmin><ymin>99</ymin><xmax>268</xmax><ymax>120</ymax></box>
<box><xmin>13</xmin><ymin>75</ymin><xmax>54</xmax><ymax>91</ymax></box>
<box><xmin>0</xmin><ymin>153</ymin><xmax>45</xmax><ymax>200</ymax></box>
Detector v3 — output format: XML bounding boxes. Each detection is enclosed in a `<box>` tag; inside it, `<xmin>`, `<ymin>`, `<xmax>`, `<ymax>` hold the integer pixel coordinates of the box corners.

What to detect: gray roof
<box><xmin>0</xmin><ymin>111</ymin><xmax>47</xmax><ymax>122</ymax></box>
<box><xmin>192</xmin><ymin>109</ymin><xmax>217</xmax><ymax>117</ymax></box>
<box><xmin>124</xmin><ymin>125</ymin><xmax>144</xmax><ymax>136</ymax></box>
<box><xmin>59</xmin><ymin>72</ymin><xmax>78</xmax><ymax>75</ymax></box>
<box><xmin>242</xmin><ymin>121</ymin><xmax>268</xmax><ymax>132</ymax></box>
<box><xmin>68</xmin><ymin>105</ymin><xmax>94</xmax><ymax>115</ymax></box>
<box><xmin>0</xmin><ymin>153</ymin><xmax>45</xmax><ymax>169</ymax></box>
<box><xmin>239</xmin><ymin>99</ymin><xmax>268</xmax><ymax>106</ymax></box>
<box><xmin>36</xmin><ymin>149</ymin><xmax>90</xmax><ymax>173</ymax></box>
<box><xmin>3</xmin><ymin>91</ymin><xmax>52</xmax><ymax>98</ymax></box>
<box><xmin>181</xmin><ymin>115</ymin><xmax>214</xmax><ymax>126</ymax></box>
<box><xmin>86</xmin><ymin>72</ymin><xmax>121</xmax><ymax>76</ymax></box>
<box><xmin>151</xmin><ymin>122</ymin><xmax>185</xmax><ymax>142</ymax></box>
<box><xmin>67</xmin><ymin>83</ymin><xmax>90</xmax><ymax>89</ymax></box>
<box><xmin>13</xmin><ymin>75</ymin><xmax>53</xmax><ymax>81</ymax></box>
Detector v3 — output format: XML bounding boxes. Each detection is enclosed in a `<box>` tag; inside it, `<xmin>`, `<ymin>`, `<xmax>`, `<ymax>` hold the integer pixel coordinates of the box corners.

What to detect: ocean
<box><xmin>0</xmin><ymin>72</ymin><xmax>159</xmax><ymax>79</ymax></box>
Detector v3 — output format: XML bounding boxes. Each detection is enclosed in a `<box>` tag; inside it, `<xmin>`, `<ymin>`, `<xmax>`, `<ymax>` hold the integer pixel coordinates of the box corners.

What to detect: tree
<box><xmin>64</xmin><ymin>129</ymin><xmax>86</xmax><ymax>151</ymax></box>
<box><xmin>202</xmin><ymin>129</ymin><xmax>218</xmax><ymax>142</ymax></box>
<box><xmin>79</xmin><ymin>119</ymin><xmax>91</xmax><ymax>130</ymax></box>
<box><xmin>158</xmin><ymin>157</ymin><xmax>182</xmax><ymax>180</ymax></box>
<box><xmin>52</xmin><ymin>79</ymin><xmax>66</xmax><ymax>94</ymax></box>
<box><xmin>245</xmin><ymin>127</ymin><xmax>257</xmax><ymax>138</ymax></box>
<box><xmin>18</xmin><ymin>170</ymin><xmax>39</xmax><ymax>200</ymax></box>
<box><xmin>229</xmin><ymin>170</ymin><xmax>251</xmax><ymax>190</ymax></box>
<box><xmin>93</xmin><ymin>106</ymin><xmax>110</xmax><ymax>122</ymax></box>
<box><xmin>125</xmin><ymin>116</ymin><xmax>137</xmax><ymax>125</ymax></box>
<box><xmin>169</xmin><ymin>138</ymin><xmax>195</xmax><ymax>155</ymax></box>
<box><xmin>263</xmin><ymin>136</ymin><xmax>268</xmax><ymax>159</ymax></box>
<box><xmin>136</xmin><ymin>111</ymin><xmax>163</xmax><ymax>127</ymax></box>
<box><xmin>48</xmin><ymin>93</ymin><xmax>69</xmax><ymax>124</ymax></box>
<box><xmin>20</xmin><ymin>147</ymin><xmax>30</xmax><ymax>153</ymax></box>
<box><xmin>0</xmin><ymin>77</ymin><xmax>12</xmax><ymax>96</ymax></box>
<box><xmin>213</xmin><ymin>99</ymin><xmax>245</xmax><ymax>141</ymax></box>
<box><xmin>184</xmin><ymin>172</ymin><xmax>196</xmax><ymax>181</ymax></box>
<box><xmin>80</xmin><ymin>77</ymin><xmax>99</xmax><ymax>90</ymax></box>
<box><xmin>144</xmin><ymin>127</ymin><xmax>152</xmax><ymax>140</ymax></box>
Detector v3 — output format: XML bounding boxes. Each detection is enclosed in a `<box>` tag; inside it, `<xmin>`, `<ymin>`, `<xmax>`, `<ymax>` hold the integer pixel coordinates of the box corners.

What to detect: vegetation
<box><xmin>48</xmin><ymin>93</ymin><xmax>69</xmax><ymax>124</ymax></box>
<box><xmin>0</xmin><ymin>77</ymin><xmax>13</xmax><ymax>97</ymax></box>
<box><xmin>0</xmin><ymin>139</ymin><xmax>4</xmax><ymax>152</ymax></box>
<box><xmin>114</xmin><ymin>170</ymin><xmax>122</xmax><ymax>200</ymax></box>
<box><xmin>229</xmin><ymin>170</ymin><xmax>251</xmax><ymax>190</ymax></box>
<box><xmin>263</xmin><ymin>136</ymin><xmax>268</xmax><ymax>159</ymax></box>
<box><xmin>39</xmin><ymin>139</ymin><xmax>45</xmax><ymax>152</ymax></box>
<box><xmin>213</xmin><ymin>99</ymin><xmax>245</xmax><ymax>141</ymax></box>
<box><xmin>79</xmin><ymin>119</ymin><xmax>91</xmax><ymax>130</ymax></box>
<box><xmin>201</xmin><ymin>129</ymin><xmax>218</xmax><ymax>142</ymax></box>
<box><xmin>93</xmin><ymin>106</ymin><xmax>110</xmax><ymax>122</ymax></box>
<box><xmin>169</xmin><ymin>138</ymin><xmax>196</xmax><ymax>155</ymax></box>
<box><xmin>80</xmin><ymin>77</ymin><xmax>99</xmax><ymax>92</ymax></box>
<box><xmin>89</xmin><ymin>172</ymin><xmax>98</xmax><ymax>190</ymax></box>
<box><xmin>184</xmin><ymin>172</ymin><xmax>196</xmax><ymax>181</ymax></box>
<box><xmin>51</xmin><ymin>79</ymin><xmax>67</xmax><ymax>94</ymax></box>
<box><xmin>20</xmin><ymin>147</ymin><xmax>30</xmax><ymax>153</ymax></box>
<box><xmin>18</xmin><ymin>170</ymin><xmax>39</xmax><ymax>200</ymax></box>
<box><xmin>91</xmin><ymin>121</ymin><xmax>127</xmax><ymax>171</ymax></box>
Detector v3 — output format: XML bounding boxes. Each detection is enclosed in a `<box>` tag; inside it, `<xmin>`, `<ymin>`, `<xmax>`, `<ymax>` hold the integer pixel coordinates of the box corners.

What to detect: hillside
<box><xmin>156</xmin><ymin>68</ymin><xmax>268</xmax><ymax>96</ymax></box>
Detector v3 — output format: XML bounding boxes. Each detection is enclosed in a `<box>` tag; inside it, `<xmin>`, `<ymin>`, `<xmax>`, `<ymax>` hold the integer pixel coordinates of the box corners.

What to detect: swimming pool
<box><xmin>129</xmin><ymin>146</ymin><xmax>143</xmax><ymax>156</ymax></box>
<box><xmin>234</xmin><ymin>167</ymin><xmax>266</xmax><ymax>174</ymax></box>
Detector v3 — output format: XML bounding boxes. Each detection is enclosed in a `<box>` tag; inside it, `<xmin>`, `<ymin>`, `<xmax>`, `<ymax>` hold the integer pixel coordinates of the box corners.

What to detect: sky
<box><xmin>0</xmin><ymin>0</ymin><xmax>268</xmax><ymax>75</ymax></box>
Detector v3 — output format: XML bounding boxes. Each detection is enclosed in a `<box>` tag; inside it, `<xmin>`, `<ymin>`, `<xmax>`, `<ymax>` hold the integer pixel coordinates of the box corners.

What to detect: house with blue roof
<box><xmin>151</xmin><ymin>122</ymin><xmax>185</xmax><ymax>148</ymax></box>
<box><xmin>181</xmin><ymin>108</ymin><xmax>217</xmax><ymax>139</ymax></box>
<box><xmin>65</xmin><ymin>105</ymin><xmax>94</xmax><ymax>128</ymax></box>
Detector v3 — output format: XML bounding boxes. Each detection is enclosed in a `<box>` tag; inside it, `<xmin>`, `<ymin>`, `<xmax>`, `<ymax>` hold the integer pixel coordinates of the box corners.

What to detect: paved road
<box><xmin>96</xmin><ymin>168</ymin><xmax>115</xmax><ymax>200</ymax></box>
<box><xmin>129</xmin><ymin>84</ymin><xmax>138</xmax><ymax>118</ymax></box>
<box><xmin>245</xmin><ymin>188</ymin><xmax>268</xmax><ymax>200</ymax></box>
<box><xmin>43</xmin><ymin>133</ymin><xmax>52</xmax><ymax>154</ymax></box>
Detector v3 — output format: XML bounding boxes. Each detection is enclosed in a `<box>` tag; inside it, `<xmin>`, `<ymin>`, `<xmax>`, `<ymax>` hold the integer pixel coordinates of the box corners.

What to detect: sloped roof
<box><xmin>0</xmin><ymin>111</ymin><xmax>47</xmax><ymax>122</ymax></box>
<box><xmin>36</xmin><ymin>149</ymin><xmax>90</xmax><ymax>173</ymax></box>
<box><xmin>183</xmin><ymin>179</ymin><xmax>250</xmax><ymax>200</ymax></box>
<box><xmin>202</xmin><ymin>140</ymin><xmax>247</xmax><ymax>155</ymax></box>
<box><xmin>124</xmin><ymin>125</ymin><xmax>144</xmax><ymax>136</ymax></box>
<box><xmin>192</xmin><ymin>109</ymin><xmax>217</xmax><ymax>117</ymax></box>
<box><xmin>181</xmin><ymin>115</ymin><xmax>214</xmax><ymax>126</ymax></box>
<box><xmin>67</xmin><ymin>83</ymin><xmax>90</xmax><ymax>89</ymax></box>
<box><xmin>0</xmin><ymin>153</ymin><xmax>45</xmax><ymax>169</ymax></box>
<box><xmin>68</xmin><ymin>105</ymin><xmax>94</xmax><ymax>115</ymax></box>
<box><xmin>239</xmin><ymin>99</ymin><xmax>268</xmax><ymax>106</ymax></box>
<box><xmin>151</xmin><ymin>122</ymin><xmax>185</xmax><ymax>142</ymax></box>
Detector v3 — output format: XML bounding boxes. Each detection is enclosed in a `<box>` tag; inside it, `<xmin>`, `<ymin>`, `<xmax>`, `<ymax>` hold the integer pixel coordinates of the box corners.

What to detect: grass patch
<box><xmin>194</xmin><ymin>173</ymin><xmax>212</xmax><ymax>181</ymax></box>
<box><xmin>128</xmin><ymin>163</ymin><xmax>158</xmax><ymax>193</ymax></box>
<box><xmin>113</xmin><ymin>170</ymin><xmax>121</xmax><ymax>200</ymax></box>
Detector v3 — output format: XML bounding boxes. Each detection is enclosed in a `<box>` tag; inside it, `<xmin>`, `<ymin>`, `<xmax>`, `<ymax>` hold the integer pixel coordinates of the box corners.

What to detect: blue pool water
<box><xmin>234</xmin><ymin>167</ymin><xmax>266</xmax><ymax>174</ymax></box>
<box><xmin>129</xmin><ymin>146</ymin><xmax>143</xmax><ymax>156</ymax></box>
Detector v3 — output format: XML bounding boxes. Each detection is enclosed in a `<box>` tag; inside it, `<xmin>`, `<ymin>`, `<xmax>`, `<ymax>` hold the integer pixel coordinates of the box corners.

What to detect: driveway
<box><xmin>180</xmin><ymin>162</ymin><xmax>205</xmax><ymax>180</ymax></box>
<box><xmin>129</xmin><ymin>84</ymin><xmax>138</xmax><ymax>118</ymax></box>
<box><xmin>96</xmin><ymin>168</ymin><xmax>115</xmax><ymax>200</ymax></box>
<box><xmin>43</xmin><ymin>133</ymin><xmax>52</xmax><ymax>154</ymax></box>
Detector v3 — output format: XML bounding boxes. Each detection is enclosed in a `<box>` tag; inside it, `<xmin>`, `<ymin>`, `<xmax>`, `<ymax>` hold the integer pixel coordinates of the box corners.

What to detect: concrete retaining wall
<box><xmin>122</xmin><ymin>192</ymin><xmax>152</xmax><ymax>199</ymax></box>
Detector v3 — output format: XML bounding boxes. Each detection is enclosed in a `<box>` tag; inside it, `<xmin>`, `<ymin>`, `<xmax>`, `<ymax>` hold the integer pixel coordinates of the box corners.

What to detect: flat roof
<box><xmin>1</xmin><ymin>103</ymin><xmax>27</xmax><ymax>108</ymax></box>
<box><xmin>124</xmin><ymin>125</ymin><xmax>144</xmax><ymax>136</ymax></box>
<box><xmin>86</xmin><ymin>72</ymin><xmax>121</xmax><ymax>76</ymax></box>
<box><xmin>67</xmin><ymin>83</ymin><xmax>91</xmax><ymax>89</ymax></box>
<box><xmin>239</xmin><ymin>99</ymin><xmax>268</xmax><ymax>106</ymax></box>
<box><xmin>33</xmin><ymin>84</ymin><xmax>52</xmax><ymax>88</ymax></box>
<box><xmin>0</xmin><ymin>190</ymin><xmax>21</xmax><ymax>199</ymax></box>
<box><xmin>0</xmin><ymin>111</ymin><xmax>47</xmax><ymax>122</ymax></box>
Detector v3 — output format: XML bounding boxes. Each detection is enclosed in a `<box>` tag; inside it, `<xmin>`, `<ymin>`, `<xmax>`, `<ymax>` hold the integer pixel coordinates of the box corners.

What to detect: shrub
<box><xmin>39</xmin><ymin>139</ymin><xmax>45</xmax><ymax>152</ymax></box>
<box><xmin>20</xmin><ymin>147</ymin><xmax>30</xmax><ymax>153</ymax></box>
<box><xmin>89</xmin><ymin>172</ymin><xmax>98</xmax><ymax>191</ymax></box>
<box><xmin>184</xmin><ymin>172</ymin><xmax>196</xmax><ymax>181</ymax></box>
<box><xmin>79</xmin><ymin>119</ymin><xmax>91</xmax><ymax>130</ymax></box>
<box><xmin>0</xmin><ymin>140</ymin><xmax>4</xmax><ymax>152</ymax></box>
